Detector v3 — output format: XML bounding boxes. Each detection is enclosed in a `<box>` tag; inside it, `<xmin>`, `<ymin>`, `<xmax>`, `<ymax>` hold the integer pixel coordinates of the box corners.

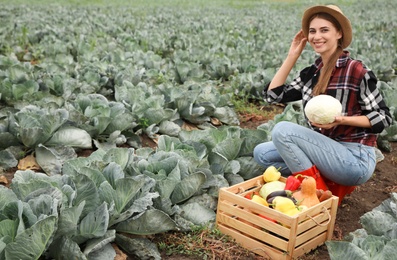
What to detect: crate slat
<box><xmin>293</xmin><ymin>232</ymin><xmax>328</xmax><ymax>258</ymax></box>
<box><xmin>217</xmin><ymin>223</ymin><xmax>289</xmax><ymax>260</ymax></box>
<box><xmin>216</xmin><ymin>212</ymin><xmax>289</xmax><ymax>251</ymax></box>
<box><xmin>217</xmin><ymin>198</ymin><xmax>292</xmax><ymax>238</ymax></box>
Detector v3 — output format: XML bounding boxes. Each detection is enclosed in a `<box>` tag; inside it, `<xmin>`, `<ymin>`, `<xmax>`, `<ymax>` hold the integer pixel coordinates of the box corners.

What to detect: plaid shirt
<box><xmin>264</xmin><ymin>51</ymin><xmax>392</xmax><ymax>146</ymax></box>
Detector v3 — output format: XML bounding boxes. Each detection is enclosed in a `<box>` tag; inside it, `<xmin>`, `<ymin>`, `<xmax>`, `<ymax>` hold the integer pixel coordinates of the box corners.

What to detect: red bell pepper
<box><xmin>284</xmin><ymin>175</ymin><xmax>302</xmax><ymax>191</ymax></box>
<box><xmin>243</xmin><ymin>191</ymin><xmax>259</xmax><ymax>199</ymax></box>
<box><xmin>244</xmin><ymin>193</ymin><xmax>253</xmax><ymax>199</ymax></box>
<box><xmin>258</xmin><ymin>214</ymin><xmax>277</xmax><ymax>223</ymax></box>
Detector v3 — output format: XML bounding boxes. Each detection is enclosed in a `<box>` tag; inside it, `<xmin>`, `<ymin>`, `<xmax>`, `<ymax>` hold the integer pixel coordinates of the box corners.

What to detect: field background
<box><xmin>0</xmin><ymin>0</ymin><xmax>396</xmax><ymax>259</ymax></box>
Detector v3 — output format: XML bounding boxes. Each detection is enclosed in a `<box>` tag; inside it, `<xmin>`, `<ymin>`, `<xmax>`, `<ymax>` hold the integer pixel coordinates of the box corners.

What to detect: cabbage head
<box><xmin>304</xmin><ymin>95</ymin><xmax>342</xmax><ymax>124</ymax></box>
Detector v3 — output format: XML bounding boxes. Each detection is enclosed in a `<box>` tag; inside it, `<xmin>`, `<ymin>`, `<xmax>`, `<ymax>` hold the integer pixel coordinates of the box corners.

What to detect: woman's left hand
<box><xmin>310</xmin><ymin>116</ymin><xmax>342</xmax><ymax>129</ymax></box>
<box><xmin>312</xmin><ymin>115</ymin><xmax>372</xmax><ymax>129</ymax></box>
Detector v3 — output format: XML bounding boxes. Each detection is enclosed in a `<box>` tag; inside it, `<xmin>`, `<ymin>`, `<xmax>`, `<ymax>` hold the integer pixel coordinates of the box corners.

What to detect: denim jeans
<box><xmin>253</xmin><ymin>121</ymin><xmax>376</xmax><ymax>186</ymax></box>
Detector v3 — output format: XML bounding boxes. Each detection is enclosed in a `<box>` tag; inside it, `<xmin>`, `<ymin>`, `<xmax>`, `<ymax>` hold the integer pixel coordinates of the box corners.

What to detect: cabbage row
<box><xmin>0</xmin><ymin>1</ymin><xmax>396</xmax><ymax>259</ymax></box>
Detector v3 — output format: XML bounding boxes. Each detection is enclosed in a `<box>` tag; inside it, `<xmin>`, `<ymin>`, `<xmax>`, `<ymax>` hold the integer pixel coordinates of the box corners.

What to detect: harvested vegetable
<box><xmin>268</xmin><ymin>196</ymin><xmax>297</xmax><ymax>209</ymax></box>
<box><xmin>251</xmin><ymin>194</ymin><xmax>269</xmax><ymax>207</ymax></box>
<box><xmin>273</xmin><ymin>196</ymin><xmax>301</xmax><ymax>216</ymax></box>
<box><xmin>304</xmin><ymin>94</ymin><xmax>342</xmax><ymax>124</ymax></box>
<box><xmin>284</xmin><ymin>175</ymin><xmax>302</xmax><ymax>191</ymax></box>
<box><xmin>297</xmin><ymin>205</ymin><xmax>308</xmax><ymax>212</ymax></box>
<box><xmin>292</xmin><ymin>176</ymin><xmax>320</xmax><ymax>208</ymax></box>
<box><xmin>318</xmin><ymin>190</ymin><xmax>333</xmax><ymax>202</ymax></box>
<box><xmin>259</xmin><ymin>180</ymin><xmax>286</xmax><ymax>200</ymax></box>
<box><xmin>266</xmin><ymin>189</ymin><xmax>294</xmax><ymax>201</ymax></box>
<box><xmin>244</xmin><ymin>191</ymin><xmax>259</xmax><ymax>200</ymax></box>
<box><xmin>263</xmin><ymin>165</ymin><xmax>281</xmax><ymax>182</ymax></box>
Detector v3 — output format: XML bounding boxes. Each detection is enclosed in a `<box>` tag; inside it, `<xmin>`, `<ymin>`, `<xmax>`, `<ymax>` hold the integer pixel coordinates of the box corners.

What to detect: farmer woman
<box><xmin>253</xmin><ymin>5</ymin><xmax>392</xmax><ymax>203</ymax></box>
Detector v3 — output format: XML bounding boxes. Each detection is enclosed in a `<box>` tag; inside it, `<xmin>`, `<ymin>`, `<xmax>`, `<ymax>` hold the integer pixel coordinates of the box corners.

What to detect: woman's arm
<box><xmin>311</xmin><ymin>115</ymin><xmax>371</xmax><ymax>129</ymax></box>
<box><xmin>269</xmin><ymin>30</ymin><xmax>307</xmax><ymax>90</ymax></box>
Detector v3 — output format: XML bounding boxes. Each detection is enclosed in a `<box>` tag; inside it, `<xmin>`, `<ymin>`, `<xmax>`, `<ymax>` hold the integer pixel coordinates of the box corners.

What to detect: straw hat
<box><xmin>301</xmin><ymin>5</ymin><xmax>352</xmax><ymax>49</ymax></box>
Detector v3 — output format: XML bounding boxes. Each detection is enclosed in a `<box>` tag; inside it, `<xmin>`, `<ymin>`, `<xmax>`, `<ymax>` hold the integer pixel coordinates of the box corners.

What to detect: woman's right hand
<box><xmin>288</xmin><ymin>30</ymin><xmax>307</xmax><ymax>58</ymax></box>
<box><xmin>267</xmin><ymin>30</ymin><xmax>308</xmax><ymax>90</ymax></box>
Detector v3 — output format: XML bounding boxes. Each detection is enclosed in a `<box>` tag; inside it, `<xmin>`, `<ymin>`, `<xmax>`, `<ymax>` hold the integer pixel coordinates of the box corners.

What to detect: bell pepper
<box><xmin>273</xmin><ymin>196</ymin><xmax>300</xmax><ymax>216</ymax></box>
<box><xmin>284</xmin><ymin>175</ymin><xmax>302</xmax><ymax>191</ymax></box>
<box><xmin>244</xmin><ymin>191</ymin><xmax>259</xmax><ymax>199</ymax></box>
<box><xmin>258</xmin><ymin>214</ymin><xmax>277</xmax><ymax>223</ymax></box>
<box><xmin>263</xmin><ymin>166</ymin><xmax>281</xmax><ymax>182</ymax></box>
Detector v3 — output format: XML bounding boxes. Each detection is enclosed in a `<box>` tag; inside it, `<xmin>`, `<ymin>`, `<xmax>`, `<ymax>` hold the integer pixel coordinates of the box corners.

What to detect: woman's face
<box><xmin>308</xmin><ymin>17</ymin><xmax>342</xmax><ymax>58</ymax></box>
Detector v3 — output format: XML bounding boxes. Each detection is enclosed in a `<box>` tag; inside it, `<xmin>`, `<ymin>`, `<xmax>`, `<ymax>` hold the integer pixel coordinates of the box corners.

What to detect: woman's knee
<box><xmin>253</xmin><ymin>143</ymin><xmax>267</xmax><ymax>164</ymax></box>
<box><xmin>271</xmin><ymin>121</ymin><xmax>293</xmax><ymax>142</ymax></box>
<box><xmin>253</xmin><ymin>142</ymin><xmax>279</xmax><ymax>167</ymax></box>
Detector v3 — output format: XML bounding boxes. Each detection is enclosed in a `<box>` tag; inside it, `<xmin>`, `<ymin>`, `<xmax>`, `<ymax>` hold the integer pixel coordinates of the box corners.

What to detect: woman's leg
<box><xmin>271</xmin><ymin>121</ymin><xmax>376</xmax><ymax>186</ymax></box>
<box><xmin>253</xmin><ymin>141</ymin><xmax>291</xmax><ymax>176</ymax></box>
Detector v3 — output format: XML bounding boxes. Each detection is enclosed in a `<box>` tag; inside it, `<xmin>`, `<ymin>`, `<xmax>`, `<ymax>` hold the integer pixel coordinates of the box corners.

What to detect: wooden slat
<box><xmin>217</xmin><ymin>200</ymin><xmax>291</xmax><ymax>238</ymax></box>
<box><xmin>286</xmin><ymin>216</ymin><xmax>299</xmax><ymax>258</ymax></box>
<box><xmin>216</xmin><ymin>212</ymin><xmax>289</xmax><ymax>251</ymax></box>
<box><xmin>296</xmin><ymin>210</ymin><xmax>330</xmax><ymax>234</ymax></box>
<box><xmin>217</xmin><ymin>223</ymin><xmax>291</xmax><ymax>260</ymax></box>
<box><xmin>293</xmin><ymin>232</ymin><xmax>328</xmax><ymax>258</ymax></box>
<box><xmin>223</xmin><ymin>176</ymin><xmax>263</xmax><ymax>194</ymax></box>
<box><xmin>326</xmin><ymin>196</ymin><xmax>339</xmax><ymax>240</ymax></box>
<box><xmin>296</xmin><ymin>196</ymin><xmax>337</xmax><ymax>233</ymax></box>
<box><xmin>295</xmin><ymin>223</ymin><xmax>328</xmax><ymax>246</ymax></box>
<box><xmin>296</xmin><ymin>198</ymin><xmax>332</xmax><ymax>221</ymax></box>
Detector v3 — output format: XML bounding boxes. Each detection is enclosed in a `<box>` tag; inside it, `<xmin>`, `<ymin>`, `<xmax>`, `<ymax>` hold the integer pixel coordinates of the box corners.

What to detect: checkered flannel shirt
<box><xmin>264</xmin><ymin>51</ymin><xmax>392</xmax><ymax>146</ymax></box>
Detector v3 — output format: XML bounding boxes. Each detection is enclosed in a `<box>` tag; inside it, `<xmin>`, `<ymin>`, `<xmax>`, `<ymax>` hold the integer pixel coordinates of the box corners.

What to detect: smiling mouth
<box><xmin>313</xmin><ymin>42</ymin><xmax>325</xmax><ymax>47</ymax></box>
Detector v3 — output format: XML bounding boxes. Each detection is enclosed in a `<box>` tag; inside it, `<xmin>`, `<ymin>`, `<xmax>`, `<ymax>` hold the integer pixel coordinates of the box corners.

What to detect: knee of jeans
<box><xmin>271</xmin><ymin>121</ymin><xmax>290</xmax><ymax>141</ymax></box>
<box><xmin>253</xmin><ymin>144</ymin><xmax>273</xmax><ymax>167</ymax></box>
<box><xmin>253</xmin><ymin>144</ymin><xmax>262</xmax><ymax>163</ymax></box>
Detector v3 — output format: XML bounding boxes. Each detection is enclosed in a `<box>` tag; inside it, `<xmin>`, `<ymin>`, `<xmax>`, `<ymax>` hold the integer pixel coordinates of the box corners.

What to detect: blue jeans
<box><xmin>253</xmin><ymin>121</ymin><xmax>376</xmax><ymax>186</ymax></box>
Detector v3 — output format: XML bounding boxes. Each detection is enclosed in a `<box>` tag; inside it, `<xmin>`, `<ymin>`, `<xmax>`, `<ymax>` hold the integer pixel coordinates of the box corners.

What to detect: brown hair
<box><xmin>310</xmin><ymin>13</ymin><xmax>344</xmax><ymax>96</ymax></box>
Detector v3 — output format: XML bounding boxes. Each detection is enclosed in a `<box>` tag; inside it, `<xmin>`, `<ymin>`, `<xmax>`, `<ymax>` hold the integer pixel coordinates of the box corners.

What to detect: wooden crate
<box><xmin>216</xmin><ymin>175</ymin><xmax>339</xmax><ymax>260</ymax></box>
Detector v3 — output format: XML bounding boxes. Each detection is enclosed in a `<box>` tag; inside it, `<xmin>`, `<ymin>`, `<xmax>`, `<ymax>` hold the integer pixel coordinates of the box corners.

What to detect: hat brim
<box><xmin>302</xmin><ymin>5</ymin><xmax>352</xmax><ymax>49</ymax></box>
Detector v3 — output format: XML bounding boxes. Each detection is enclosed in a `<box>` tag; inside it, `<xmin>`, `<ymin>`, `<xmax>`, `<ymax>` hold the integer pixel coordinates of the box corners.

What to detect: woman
<box><xmin>253</xmin><ymin>5</ymin><xmax>392</xmax><ymax>203</ymax></box>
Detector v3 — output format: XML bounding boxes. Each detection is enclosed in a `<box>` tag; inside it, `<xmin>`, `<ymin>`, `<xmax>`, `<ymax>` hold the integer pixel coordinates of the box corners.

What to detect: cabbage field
<box><xmin>0</xmin><ymin>0</ymin><xmax>396</xmax><ymax>259</ymax></box>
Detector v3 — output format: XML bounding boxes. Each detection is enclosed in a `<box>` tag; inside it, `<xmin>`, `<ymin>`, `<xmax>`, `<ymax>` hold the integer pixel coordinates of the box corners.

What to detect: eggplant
<box><xmin>266</xmin><ymin>190</ymin><xmax>293</xmax><ymax>201</ymax></box>
<box><xmin>266</xmin><ymin>190</ymin><xmax>297</xmax><ymax>208</ymax></box>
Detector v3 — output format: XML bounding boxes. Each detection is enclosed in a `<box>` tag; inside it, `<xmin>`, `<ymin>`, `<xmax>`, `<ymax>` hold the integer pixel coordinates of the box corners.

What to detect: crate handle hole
<box><xmin>306</xmin><ymin>206</ymin><xmax>331</xmax><ymax>227</ymax></box>
<box><xmin>238</xmin><ymin>187</ymin><xmax>245</xmax><ymax>193</ymax></box>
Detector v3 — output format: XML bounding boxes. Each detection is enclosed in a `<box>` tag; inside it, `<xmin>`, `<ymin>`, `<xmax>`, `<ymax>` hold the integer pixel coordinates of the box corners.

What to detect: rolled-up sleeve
<box><xmin>262</xmin><ymin>74</ymin><xmax>307</xmax><ymax>104</ymax></box>
<box><xmin>360</xmin><ymin>71</ymin><xmax>393</xmax><ymax>133</ymax></box>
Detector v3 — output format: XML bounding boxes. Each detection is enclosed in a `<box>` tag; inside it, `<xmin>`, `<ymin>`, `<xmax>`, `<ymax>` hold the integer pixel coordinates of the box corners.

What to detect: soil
<box><xmin>1</xmin><ymin>105</ymin><xmax>396</xmax><ymax>260</ymax></box>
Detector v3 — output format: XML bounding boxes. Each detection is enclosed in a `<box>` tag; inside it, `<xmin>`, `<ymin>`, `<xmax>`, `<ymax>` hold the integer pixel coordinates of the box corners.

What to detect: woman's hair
<box><xmin>310</xmin><ymin>12</ymin><xmax>344</xmax><ymax>96</ymax></box>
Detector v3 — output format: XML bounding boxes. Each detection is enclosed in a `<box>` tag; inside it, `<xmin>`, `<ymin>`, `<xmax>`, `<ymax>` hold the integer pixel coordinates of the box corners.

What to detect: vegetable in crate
<box><xmin>251</xmin><ymin>194</ymin><xmax>269</xmax><ymax>207</ymax></box>
<box><xmin>284</xmin><ymin>175</ymin><xmax>302</xmax><ymax>191</ymax></box>
<box><xmin>244</xmin><ymin>191</ymin><xmax>259</xmax><ymax>200</ymax></box>
<box><xmin>262</xmin><ymin>165</ymin><xmax>281</xmax><ymax>182</ymax></box>
<box><xmin>266</xmin><ymin>190</ymin><xmax>294</xmax><ymax>201</ymax></box>
<box><xmin>272</xmin><ymin>196</ymin><xmax>301</xmax><ymax>216</ymax></box>
<box><xmin>317</xmin><ymin>189</ymin><xmax>333</xmax><ymax>202</ymax></box>
<box><xmin>292</xmin><ymin>176</ymin><xmax>320</xmax><ymax>208</ymax></box>
<box><xmin>259</xmin><ymin>180</ymin><xmax>285</xmax><ymax>200</ymax></box>
<box><xmin>267</xmin><ymin>190</ymin><xmax>297</xmax><ymax>206</ymax></box>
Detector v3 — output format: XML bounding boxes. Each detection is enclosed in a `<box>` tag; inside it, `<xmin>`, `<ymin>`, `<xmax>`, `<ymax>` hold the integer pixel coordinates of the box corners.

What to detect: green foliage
<box><xmin>327</xmin><ymin>193</ymin><xmax>397</xmax><ymax>260</ymax></box>
<box><xmin>0</xmin><ymin>0</ymin><xmax>396</xmax><ymax>258</ymax></box>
